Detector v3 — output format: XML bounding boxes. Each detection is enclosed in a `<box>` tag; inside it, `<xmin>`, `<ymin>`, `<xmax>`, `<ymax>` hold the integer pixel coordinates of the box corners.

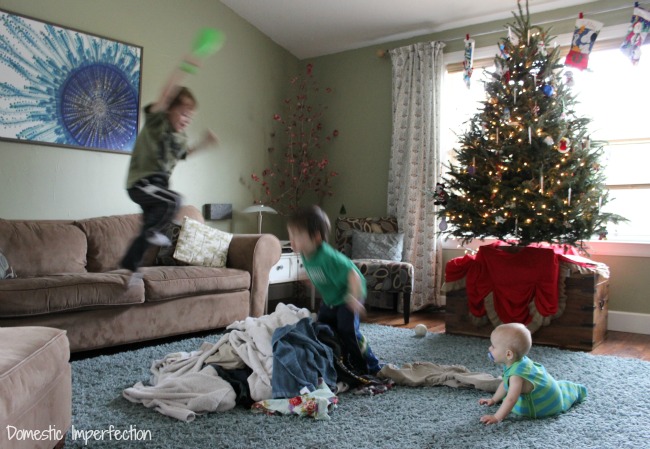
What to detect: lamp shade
<box><xmin>242</xmin><ymin>204</ymin><xmax>277</xmax><ymax>233</ymax></box>
<box><xmin>242</xmin><ymin>204</ymin><xmax>278</xmax><ymax>215</ymax></box>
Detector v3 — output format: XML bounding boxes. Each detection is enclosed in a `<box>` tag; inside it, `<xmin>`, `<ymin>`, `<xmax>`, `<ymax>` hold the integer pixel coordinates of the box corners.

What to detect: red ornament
<box><xmin>558</xmin><ymin>137</ymin><xmax>570</xmax><ymax>153</ymax></box>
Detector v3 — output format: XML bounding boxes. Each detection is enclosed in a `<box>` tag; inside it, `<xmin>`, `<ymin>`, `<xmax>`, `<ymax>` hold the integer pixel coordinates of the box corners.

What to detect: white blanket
<box><xmin>123</xmin><ymin>365</ymin><xmax>236</xmax><ymax>422</ymax></box>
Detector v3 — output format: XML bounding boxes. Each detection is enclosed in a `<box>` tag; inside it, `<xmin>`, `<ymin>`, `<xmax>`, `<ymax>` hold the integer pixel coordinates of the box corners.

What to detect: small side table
<box><xmin>267</xmin><ymin>251</ymin><xmax>316</xmax><ymax>313</ymax></box>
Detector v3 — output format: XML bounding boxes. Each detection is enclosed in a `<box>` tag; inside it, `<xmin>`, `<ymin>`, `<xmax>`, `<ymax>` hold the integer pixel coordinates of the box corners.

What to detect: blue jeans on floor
<box><xmin>318</xmin><ymin>302</ymin><xmax>381</xmax><ymax>374</ymax></box>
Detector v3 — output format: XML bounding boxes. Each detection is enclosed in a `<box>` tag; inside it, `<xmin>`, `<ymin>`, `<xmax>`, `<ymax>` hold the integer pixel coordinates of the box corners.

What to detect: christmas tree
<box><xmin>439</xmin><ymin>1</ymin><xmax>625</xmax><ymax>248</ymax></box>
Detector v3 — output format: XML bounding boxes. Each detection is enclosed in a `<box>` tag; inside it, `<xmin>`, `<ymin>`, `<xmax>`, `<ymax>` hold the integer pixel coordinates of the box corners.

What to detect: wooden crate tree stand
<box><xmin>444</xmin><ymin>243</ymin><xmax>609</xmax><ymax>351</ymax></box>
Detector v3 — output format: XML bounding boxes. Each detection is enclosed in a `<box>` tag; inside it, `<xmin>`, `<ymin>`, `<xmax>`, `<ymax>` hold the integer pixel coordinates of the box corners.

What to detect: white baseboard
<box><xmin>608</xmin><ymin>311</ymin><xmax>650</xmax><ymax>335</ymax></box>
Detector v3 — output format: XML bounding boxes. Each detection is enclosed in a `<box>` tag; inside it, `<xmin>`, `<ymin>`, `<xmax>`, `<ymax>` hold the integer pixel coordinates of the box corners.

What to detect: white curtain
<box><xmin>388</xmin><ymin>41</ymin><xmax>445</xmax><ymax>310</ymax></box>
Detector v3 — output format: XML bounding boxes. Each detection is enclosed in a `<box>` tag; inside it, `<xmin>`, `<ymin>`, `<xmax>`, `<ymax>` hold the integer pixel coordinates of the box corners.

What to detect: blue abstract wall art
<box><xmin>0</xmin><ymin>9</ymin><xmax>142</xmax><ymax>153</ymax></box>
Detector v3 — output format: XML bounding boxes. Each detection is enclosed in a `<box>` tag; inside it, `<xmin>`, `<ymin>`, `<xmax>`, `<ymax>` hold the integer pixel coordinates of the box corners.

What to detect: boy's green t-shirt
<box><xmin>301</xmin><ymin>242</ymin><xmax>366</xmax><ymax>307</ymax></box>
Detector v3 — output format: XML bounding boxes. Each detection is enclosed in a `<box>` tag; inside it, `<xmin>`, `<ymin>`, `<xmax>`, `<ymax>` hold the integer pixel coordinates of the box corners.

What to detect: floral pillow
<box><xmin>351</xmin><ymin>231</ymin><xmax>404</xmax><ymax>261</ymax></box>
<box><xmin>0</xmin><ymin>250</ymin><xmax>17</xmax><ymax>279</ymax></box>
<box><xmin>155</xmin><ymin>222</ymin><xmax>189</xmax><ymax>266</ymax></box>
<box><xmin>173</xmin><ymin>217</ymin><xmax>233</xmax><ymax>268</ymax></box>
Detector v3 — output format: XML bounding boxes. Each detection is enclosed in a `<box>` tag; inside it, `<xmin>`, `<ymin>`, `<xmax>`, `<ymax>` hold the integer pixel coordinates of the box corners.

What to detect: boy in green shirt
<box><xmin>287</xmin><ymin>205</ymin><xmax>381</xmax><ymax>374</ymax></box>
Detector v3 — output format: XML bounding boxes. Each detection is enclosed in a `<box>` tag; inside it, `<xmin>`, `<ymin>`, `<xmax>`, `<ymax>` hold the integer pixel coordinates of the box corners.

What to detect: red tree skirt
<box><xmin>446</xmin><ymin>242</ymin><xmax>602</xmax><ymax>326</ymax></box>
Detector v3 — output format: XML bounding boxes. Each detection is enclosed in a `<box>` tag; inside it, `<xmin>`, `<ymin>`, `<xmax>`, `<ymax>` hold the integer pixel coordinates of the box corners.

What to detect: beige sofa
<box><xmin>0</xmin><ymin>206</ymin><xmax>281</xmax><ymax>353</ymax></box>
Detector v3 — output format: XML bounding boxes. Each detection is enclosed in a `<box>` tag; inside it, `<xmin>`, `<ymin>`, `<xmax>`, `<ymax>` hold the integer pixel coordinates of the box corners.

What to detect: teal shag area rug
<box><xmin>67</xmin><ymin>324</ymin><xmax>650</xmax><ymax>448</ymax></box>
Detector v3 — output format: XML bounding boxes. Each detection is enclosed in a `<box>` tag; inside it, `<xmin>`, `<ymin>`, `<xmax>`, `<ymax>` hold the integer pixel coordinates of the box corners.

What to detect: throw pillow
<box><xmin>155</xmin><ymin>222</ymin><xmax>189</xmax><ymax>266</ymax></box>
<box><xmin>351</xmin><ymin>231</ymin><xmax>404</xmax><ymax>261</ymax></box>
<box><xmin>173</xmin><ymin>217</ymin><xmax>233</xmax><ymax>268</ymax></box>
<box><xmin>0</xmin><ymin>250</ymin><xmax>17</xmax><ymax>279</ymax></box>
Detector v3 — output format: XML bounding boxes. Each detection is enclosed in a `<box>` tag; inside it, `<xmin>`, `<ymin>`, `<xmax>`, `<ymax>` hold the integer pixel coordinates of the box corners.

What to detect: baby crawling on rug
<box><xmin>479</xmin><ymin>323</ymin><xmax>587</xmax><ymax>424</ymax></box>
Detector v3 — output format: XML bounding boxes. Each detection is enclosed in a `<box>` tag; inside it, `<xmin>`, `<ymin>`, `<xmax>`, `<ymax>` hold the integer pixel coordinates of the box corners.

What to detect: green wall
<box><xmin>0</xmin><ymin>0</ymin><xmax>646</xmax><ymax>317</ymax></box>
<box><xmin>309</xmin><ymin>50</ymin><xmax>394</xmax><ymax>221</ymax></box>
<box><xmin>308</xmin><ymin>0</ymin><xmax>648</xmax><ymax>317</ymax></box>
<box><xmin>0</xmin><ymin>0</ymin><xmax>298</xmax><ymax>233</ymax></box>
<box><xmin>593</xmin><ymin>255</ymin><xmax>650</xmax><ymax>314</ymax></box>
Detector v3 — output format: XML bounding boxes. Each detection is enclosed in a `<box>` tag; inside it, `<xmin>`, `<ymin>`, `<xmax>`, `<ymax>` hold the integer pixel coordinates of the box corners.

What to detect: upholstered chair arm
<box><xmin>227</xmin><ymin>234</ymin><xmax>281</xmax><ymax>317</ymax></box>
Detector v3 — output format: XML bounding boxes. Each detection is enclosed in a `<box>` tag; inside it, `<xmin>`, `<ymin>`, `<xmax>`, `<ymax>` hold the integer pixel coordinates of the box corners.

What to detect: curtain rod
<box><xmin>442</xmin><ymin>1</ymin><xmax>649</xmax><ymax>44</ymax></box>
<box><xmin>376</xmin><ymin>2</ymin><xmax>648</xmax><ymax>57</ymax></box>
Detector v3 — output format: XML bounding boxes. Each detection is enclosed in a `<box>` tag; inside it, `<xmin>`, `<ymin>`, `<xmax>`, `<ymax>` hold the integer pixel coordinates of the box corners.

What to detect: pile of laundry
<box><xmin>123</xmin><ymin>303</ymin><xmax>500</xmax><ymax>422</ymax></box>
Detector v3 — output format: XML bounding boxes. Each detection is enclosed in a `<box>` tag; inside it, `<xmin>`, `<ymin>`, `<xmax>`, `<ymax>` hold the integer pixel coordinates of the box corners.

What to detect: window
<box><xmin>570</xmin><ymin>48</ymin><xmax>650</xmax><ymax>242</ymax></box>
<box><xmin>442</xmin><ymin>46</ymin><xmax>650</xmax><ymax>243</ymax></box>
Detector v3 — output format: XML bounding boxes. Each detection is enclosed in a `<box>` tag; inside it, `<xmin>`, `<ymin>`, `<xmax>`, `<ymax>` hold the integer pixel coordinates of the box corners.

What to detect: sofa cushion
<box><xmin>75</xmin><ymin>214</ymin><xmax>142</xmax><ymax>272</ymax></box>
<box><xmin>354</xmin><ymin>259</ymin><xmax>414</xmax><ymax>293</ymax></box>
<box><xmin>173</xmin><ymin>217</ymin><xmax>233</xmax><ymax>268</ymax></box>
<box><xmin>0</xmin><ymin>273</ymin><xmax>144</xmax><ymax>317</ymax></box>
<box><xmin>155</xmin><ymin>205</ymin><xmax>206</xmax><ymax>266</ymax></box>
<box><xmin>335</xmin><ymin>216</ymin><xmax>400</xmax><ymax>257</ymax></box>
<box><xmin>142</xmin><ymin>266</ymin><xmax>250</xmax><ymax>302</ymax></box>
<box><xmin>351</xmin><ymin>230</ymin><xmax>404</xmax><ymax>261</ymax></box>
<box><xmin>0</xmin><ymin>220</ymin><xmax>87</xmax><ymax>277</ymax></box>
<box><xmin>0</xmin><ymin>326</ymin><xmax>70</xmax><ymax>444</ymax></box>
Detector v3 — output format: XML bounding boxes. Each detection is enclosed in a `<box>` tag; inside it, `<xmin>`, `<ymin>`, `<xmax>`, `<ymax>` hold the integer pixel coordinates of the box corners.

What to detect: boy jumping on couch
<box><xmin>121</xmin><ymin>54</ymin><xmax>218</xmax><ymax>279</ymax></box>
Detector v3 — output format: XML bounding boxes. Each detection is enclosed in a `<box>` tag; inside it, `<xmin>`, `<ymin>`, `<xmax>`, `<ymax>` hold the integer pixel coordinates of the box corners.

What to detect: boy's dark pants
<box><xmin>120</xmin><ymin>175</ymin><xmax>181</xmax><ymax>272</ymax></box>
<box><xmin>318</xmin><ymin>302</ymin><xmax>381</xmax><ymax>374</ymax></box>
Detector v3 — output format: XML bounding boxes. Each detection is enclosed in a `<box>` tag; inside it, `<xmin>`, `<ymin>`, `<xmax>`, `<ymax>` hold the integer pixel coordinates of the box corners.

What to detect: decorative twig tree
<box><xmin>439</xmin><ymin>1</ymin><xmax>625</xmax><ymax>248</ymax></box>
<box><xmin>250</xmin><ymin>64</ymin><xmax>338</xmax><ymax>215</ymax></box>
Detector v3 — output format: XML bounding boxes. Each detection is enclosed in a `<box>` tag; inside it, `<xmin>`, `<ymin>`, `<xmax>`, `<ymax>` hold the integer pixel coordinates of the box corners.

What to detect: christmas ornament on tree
<box><xmin>536</xmin><ymin>37</ymin><xmax>547</xmax><ymax>57</ymax></box>
<box><xmin>564</xmin><ymin>70</ymin><xmax>575</xmax><ymax>87</ymax></box>
<box><xmin>439</xmin><ymin>216</ymin><xmax>448</xmax><ymax>231</ymax></box>
<box><xmin>437</xmin><ymin>0</ymin><xmax>625</xmax><ymax>248</ymax></box>
<box><xmin>558</xmin><ymin>137</ymin><xmax>570</xmax><ymax>153</ymax></box>
<box><xmin>468</xmin><ymin>157</ymin><xmax>477</xmax><ymax>175</ymax></box>
<box><xmin>621</xmin><ymin>4</ymin><xmax>650</xmax><ymax>65</ymax></box>
<box><xmin>499</xmin><ymin>42</ymin><xmax>509</xmax><ymax>60</ymax></box>
<box><xmin>565</xmin><ymin>13</ymin><xmax>603</xmax><ymax>71</ymax></box>
<box><xmin>432</xmin><ymin>183</ymin><xmax>449</xmax><ymax>206</ymax></box>
<box><xmin>502</xmin><ymin>107</ymin><xmax>511</xmax><ymax>123</ymax></box>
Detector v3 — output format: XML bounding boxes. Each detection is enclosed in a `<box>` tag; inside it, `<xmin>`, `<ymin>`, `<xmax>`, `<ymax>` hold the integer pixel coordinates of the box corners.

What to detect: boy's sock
<box><xmin>146</xmin><ymin>231</ymin><xmax>172</xmax><ymax>247</ymax></box>
<box><xmin>127</xmin><ymin>271</ymin><xmax>143</xmax><ymax>288</ymax></box>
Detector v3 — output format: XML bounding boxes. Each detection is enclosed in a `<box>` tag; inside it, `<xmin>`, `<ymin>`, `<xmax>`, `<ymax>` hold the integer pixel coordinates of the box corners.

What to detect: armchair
<box><xmin>335</xmin><ymin>216</ymin><xmax>414</xmax><ymax>324</ymax></box>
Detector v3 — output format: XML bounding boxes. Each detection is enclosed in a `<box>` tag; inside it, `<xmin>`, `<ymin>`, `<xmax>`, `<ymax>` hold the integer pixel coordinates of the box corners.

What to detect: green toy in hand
<box><xmin>180</xmin><ymin>28</ymin><xmax>225</xmax><ymax>74</ymax></box>
<box><xmin>192</xmin><ymin>28</ymin><xmax>225</xmax><ymax>58</ymax></box>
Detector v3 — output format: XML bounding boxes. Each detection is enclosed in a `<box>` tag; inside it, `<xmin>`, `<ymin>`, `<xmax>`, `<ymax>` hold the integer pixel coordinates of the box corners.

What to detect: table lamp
<box><xmin>242</xmin><ymin>204</ymin><xmax>278</xmax><ymax>233</ymax></box>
